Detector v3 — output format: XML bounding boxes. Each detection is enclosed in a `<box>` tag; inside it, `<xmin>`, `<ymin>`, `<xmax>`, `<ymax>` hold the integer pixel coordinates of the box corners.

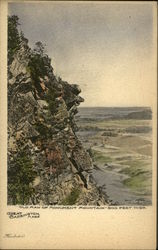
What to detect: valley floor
<box><xmin>76</xmin><ymin>118</ymin><xmax>152</xmax><ymax>205</ymax></box>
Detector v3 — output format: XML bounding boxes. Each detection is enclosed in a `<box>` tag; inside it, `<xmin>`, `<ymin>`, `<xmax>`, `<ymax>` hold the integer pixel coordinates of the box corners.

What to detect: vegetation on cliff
<box><xmin>8</xmin><ymin>15</ymin><xmax>21</xmax><ymax>64</ymax></box>
<box><xmin>7</xmin><ymin>15</ymin><xmax>107</xmax><ymax>206</ymax></box>
<box><xmin>8</xmin><ymin>151</ymin><xmax>36</xmax><ymax>205</ymax></box>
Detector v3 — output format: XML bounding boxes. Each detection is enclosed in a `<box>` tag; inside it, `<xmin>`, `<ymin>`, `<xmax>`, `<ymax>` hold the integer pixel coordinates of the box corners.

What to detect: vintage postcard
<box><xmin>0</xmin><ymin>1</ymin><xmax>157</xmax><ymax>249</ymax></box>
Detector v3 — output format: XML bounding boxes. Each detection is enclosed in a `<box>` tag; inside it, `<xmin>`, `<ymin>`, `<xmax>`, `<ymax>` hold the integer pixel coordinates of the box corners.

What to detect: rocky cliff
<box><xmin>7</xmin><ymin>15</ymin><xmax>108</xmax><ymax>206</ymax></box>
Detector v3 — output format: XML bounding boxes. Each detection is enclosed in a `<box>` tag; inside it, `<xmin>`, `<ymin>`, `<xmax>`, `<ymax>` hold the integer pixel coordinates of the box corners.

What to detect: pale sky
<box><xmin>9</xmin><ymin>2</ymin><xmax>156</xmax><ymax>107</ymax></box>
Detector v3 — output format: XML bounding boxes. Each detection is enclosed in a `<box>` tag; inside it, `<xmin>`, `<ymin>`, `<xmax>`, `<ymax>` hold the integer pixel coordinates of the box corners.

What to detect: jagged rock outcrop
<box><xmin>7</xmin><ymin>18</ymin><xmax>108</xmax><ymax>206</ymax></box>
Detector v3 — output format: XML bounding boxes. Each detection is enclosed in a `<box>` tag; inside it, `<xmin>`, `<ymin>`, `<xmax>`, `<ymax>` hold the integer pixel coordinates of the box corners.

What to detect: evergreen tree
<box><xmin>8</xmin><ymin>151</ymin><xmax>36</xmax><ymax>205</ymax></box>
<box><xmin>8</xmin><ymin>15</ymin><xmax>21</xmax><ymax>64</ymax></box>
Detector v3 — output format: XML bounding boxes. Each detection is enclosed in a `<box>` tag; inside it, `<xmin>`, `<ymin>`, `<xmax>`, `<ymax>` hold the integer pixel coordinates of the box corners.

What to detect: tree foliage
<box><xmin>62</xmin><ymin>188</ymin><xmax>81</xmax><ymax>205</ymax></box>
<box><xmin>8</xmin><ymin>15</ymin><xmax>21</xmax><ymax>64</ymax></box>
<box><xmin>33</xmin><ymin>41</ymin><xmax>46</xmax><ymax>55</ymax></box>
<box><xmin>27</xmin><ymin>42</ymin><xmax>52</xmax><ymax>94</ymax></box>
<box><xmin>8</xmin><ymin>151</ymin><xmax>36</xmax><ymax>205</ymax></box>
<box><xmin>45</xmin><ymin>87</ymin><xmax>58</xmax><ymax>114</ymax></box>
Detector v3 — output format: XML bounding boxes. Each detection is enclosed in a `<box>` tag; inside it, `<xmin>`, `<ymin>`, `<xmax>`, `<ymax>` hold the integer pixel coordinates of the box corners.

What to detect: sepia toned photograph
<box><xmin>7</xmin><ymin>1</ymin><xmax>154</xmax><ymax>207</ymax></box>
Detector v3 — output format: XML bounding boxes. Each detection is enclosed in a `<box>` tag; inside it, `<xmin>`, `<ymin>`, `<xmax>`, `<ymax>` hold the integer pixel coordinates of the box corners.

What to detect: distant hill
<box><xmin>125</xmin><ymin>109</ymin><xmax>152</xmax><ymax>120</ymax></box>
<box><xmin>77</xmin><ymin>107</ymin><xmax>152</xmax><ymax>121</ymax></box>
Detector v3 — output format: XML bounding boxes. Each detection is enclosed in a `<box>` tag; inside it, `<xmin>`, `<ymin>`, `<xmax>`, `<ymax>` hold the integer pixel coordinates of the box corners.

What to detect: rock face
<box><xmin>7</xmin><ymin>19</ymin><xmax>108</xmax><ymax>206</ymax></box>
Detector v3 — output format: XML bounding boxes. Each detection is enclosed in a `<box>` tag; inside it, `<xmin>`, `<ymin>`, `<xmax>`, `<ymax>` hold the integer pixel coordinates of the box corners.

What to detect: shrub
<box><xmin>8</xmin><ymin>151</ymin><xmax>36</xmax><ymax>205</ymax></box>
<box><xmin>35</xmin><ymin>121</ymin><xmax>47</xmax><ymax>135</ymax></box>
<box><xmin>27</xmin><ymin>41</ymin><xmax>52</xmax><ymax>94</ymax></box>
<box><xmin>62</xmin><ymin>188</ymin><xmax>81</xmax><ymax>205</ymax></box>
<box><xmin>45</xmin><ymin>88</ymin><xmax>58</xmax><ymax>114</ymax></box>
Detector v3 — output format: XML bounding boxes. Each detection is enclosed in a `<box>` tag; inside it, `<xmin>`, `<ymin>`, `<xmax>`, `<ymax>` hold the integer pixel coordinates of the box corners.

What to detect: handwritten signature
<box><xmin>4</xmin><ymin>233</ymin><xmax>25</xmax><ymax>238</ymax></box>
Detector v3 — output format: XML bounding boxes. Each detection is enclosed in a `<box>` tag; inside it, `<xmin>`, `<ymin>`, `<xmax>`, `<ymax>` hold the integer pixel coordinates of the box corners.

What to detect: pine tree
<box><xmin>8</xmin><ymin>15</ymin><xmax>21</xmax><ymax>64</ymax></box>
